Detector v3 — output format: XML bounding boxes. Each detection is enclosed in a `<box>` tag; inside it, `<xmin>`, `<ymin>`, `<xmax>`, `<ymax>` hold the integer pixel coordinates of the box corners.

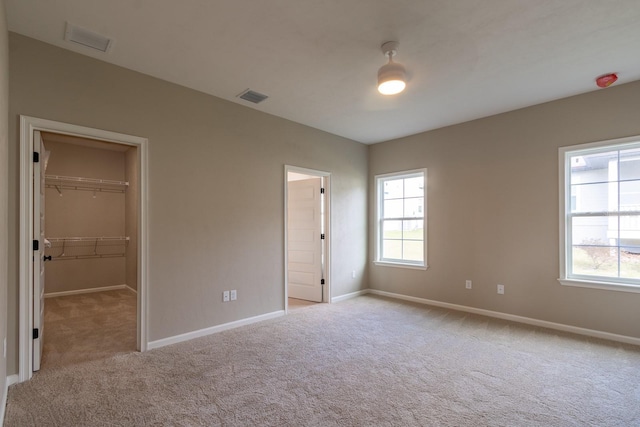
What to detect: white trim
<box><xmin>1</xmin><ymin>375</ymin><xmax>19</xmax><ymax>426</ymax></box>
<box><xmin>6</xmin><ymin>375</ymin><xmax>18</xmax><ymax>386</ymax></box>
<box><xmin>125</xmin><ymin>285</ymin><xmax>138</xmax><ymax>294</ymax></box>
<box><xmin>558</xmin><ymin>135</ymin><xmax>640</xmax><ymax>292</ymax></box>
<box><xmin>147</xmin><ymin>310</ymin><xmax>285</xmax><ymax>350</ymax></box>
<box><xmin>284</xmin><ymin>165</ymin><xmax>332</xmax><ymax>313</ymax></box>
<box><xmin>331</xmin><ymin>289</ymin><xmax>368</xmax><ymax>303</ymax></box>
<box><xmin>373</xmin><ymin>261</ymin><xmax>428</xmax><ymax>270</ymax></box>
<box><xmin>558</xmin><ymin>278</ymin><xmax>640</xmax><ymax>294</ymax></box>
<box><xmin>368</xmin><ymin>289</ymin><xmax>640</xmax><ymax>346</ymax></box>
<box><xmin>18</xmin><ymin>116</ymin><xmax>149</xmax><ymax>383</ymax></box>
<box><xmin>44</xmin><ymin>284</ymin><xmax>129</xmax><ymax>298</ymax></box>
<box><xmin>374</xmin><ymin>168</ymin><xmax>427</xmax><ymax>269</ymax></box>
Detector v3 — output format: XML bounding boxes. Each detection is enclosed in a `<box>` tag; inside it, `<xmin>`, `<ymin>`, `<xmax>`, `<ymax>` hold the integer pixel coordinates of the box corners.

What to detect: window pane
<box><xmin>403</xmin><ymin>220</ymin><xmax>423</xmax><ymax>240</ymax></box>
<box><xmin>571</xmin><ymin>182</ymin><xmax>614</xmax><ymax>213</ymax></box>
<box><xmin>620</xmin><ymin>214</ymin><xmax>640</xmax><ymax>242</ymax></box>
<box><xmin>383</xmin><ymin>199</ymin><xmax>403</xmax><ymax>218</ymax></box>
<box><xmin>404</xmin><ymin>176</ymin><xmax>424</xmax><ymax>198</ymax></box>
<box><xmin>620</xmin><ymin>180</ymin><xmax>640</xmax><ymax>210</ymax></box>
<box><xmin>383</xmin><ymin>179</ymin><xmax>403</xmax><ymax>200</ymax></box>
<box><xmin>383</xmin><ymin>220</ymin><xmax>402</xmax><ymax>239</ymax></box>
<box><xmin>619</xmin><ymin>149</ymin><xmax>640</xmax><ymax>181</ymax></box>
<box><xmin>571</xmin><ymin>216</ymin><xmax>615</xmax><ymax>246</ymax></box>
<box><xmin>572</xmin><ymin>246</ymin><xmax>618</xmax><ymax>277</ymax></box>
<box><xmin>403</xmin><ymin>241</ymin><xmax>423</xmax><ymax>262</ymax></box>
<box><xmin>570</xmin><ymin>151</ymin><xmax>617</xmax><ymax>184</ymax></box>
<box><xmin>404</xmin><ymin>197</ymin><xmax>424</xmax><ymax>218</ymax></box>
<box><xmin>382</xmin><ymin>240</ymin><xmax>402</xmax><ymax>260</ymax></box>
<box><xmin>621</xmin><ymin>246</ymin><xmax>640</xmax><ymax>279</ymax></box>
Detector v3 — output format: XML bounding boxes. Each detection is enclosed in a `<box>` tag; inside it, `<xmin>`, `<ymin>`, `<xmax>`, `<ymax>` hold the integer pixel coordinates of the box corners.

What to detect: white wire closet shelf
<box><xmin>45</xmin><ymin>175</ymin><xmax>129</xmax><ymax>194</ymax></box>
<box><xmin>45</xmin><ymin>236</ymin><xmax>129</xmax><ymax>260</ymax></box>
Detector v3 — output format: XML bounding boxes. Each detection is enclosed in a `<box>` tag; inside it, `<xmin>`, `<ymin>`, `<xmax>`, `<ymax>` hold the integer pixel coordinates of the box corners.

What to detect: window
<box><xmin>375</xmin><ymin>169</ymin><xmax>427</xmax><ymax>269</ymax></box>
<box><xmin>559</xmin><ymin>137</ymin><xmax>640</xmax><ymax>292</ymax></box>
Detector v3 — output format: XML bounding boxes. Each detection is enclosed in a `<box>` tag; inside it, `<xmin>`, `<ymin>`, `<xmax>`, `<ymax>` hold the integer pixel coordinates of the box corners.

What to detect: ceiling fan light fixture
<box><xmin>377</xmin><ymin>41</ymin><xmax>407</xmax><ymax>95</ymax></box>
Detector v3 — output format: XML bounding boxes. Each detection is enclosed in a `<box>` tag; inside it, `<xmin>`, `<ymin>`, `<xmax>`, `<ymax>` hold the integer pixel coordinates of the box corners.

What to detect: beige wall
<box><xmin>125</xmin><ymin>147</ymin><xmax>138</xmax><ymax>291</ymax></box>
<box><xmin>43</xmin><ymin>141</ymin><xmax>127</xmax><ymax>294</ymax></box>
<box><xmin>369</xmin><ymin>80</ymin><xmax>640</xmax><ymax>338</ymax></box>
<box><xmin>7</xmin><ymin>33</ymin><xmax>369</xmax><ymax>375</ymax></box>
<box><xmin>0</xmin><ymin>0</ymin><xmax>9</xmax><ymax>411</ymax></box>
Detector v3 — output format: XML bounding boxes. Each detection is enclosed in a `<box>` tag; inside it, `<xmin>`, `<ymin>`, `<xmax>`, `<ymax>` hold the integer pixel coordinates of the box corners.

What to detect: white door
<box><xmin>33</xmin><ymin>131</ymin><xmax>47</xmax><ymax>371</ymax></box>
<box><xmin>287</xmin><ymin>178</ymin><xmax>323</xmax><ymax>302</ymax></box>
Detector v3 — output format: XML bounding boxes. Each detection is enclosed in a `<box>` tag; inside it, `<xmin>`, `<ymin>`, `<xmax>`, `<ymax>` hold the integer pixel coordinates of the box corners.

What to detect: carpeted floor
<box><xmin>40</xmin><ymin>289</ymin><xmax>137</xmax><ymax>370</ymax></box>
<box><xmin>5</xmin><ymin>295</ymin><xmax>640</xmax><ymax>426</ymax></box>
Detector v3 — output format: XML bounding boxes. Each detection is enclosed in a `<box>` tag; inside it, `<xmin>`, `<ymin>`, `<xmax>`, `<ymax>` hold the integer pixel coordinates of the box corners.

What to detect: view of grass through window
<box><xmin>568</xmin><ymin>145</ymin><xmax>640</xmax><ymax>282</ymax></box>
<box><xmin>378</xmin><ymin>171</ymin><xmax>425</xmax><ymax>265</ymax></box>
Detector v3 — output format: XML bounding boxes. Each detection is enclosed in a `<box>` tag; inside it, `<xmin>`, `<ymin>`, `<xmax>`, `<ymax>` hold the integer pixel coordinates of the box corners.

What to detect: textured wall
<box><xmin>43</xmin><ymin>141</ymin><xmax>126</xmax><ymax>294</ymax></box>
<box><xmin>369</xmin><ymin>80</ymin><xmax>640</xmax><ymax>338</ymax></box>
<box><xmin>7</xmin><ymin>33</ymin><xmax>368</xmax><ymax>375</ymax></box>
<box><xmin>0</xmin><ymin>0</ymin><xmax>9</xmax><ymax>413</ymax></box>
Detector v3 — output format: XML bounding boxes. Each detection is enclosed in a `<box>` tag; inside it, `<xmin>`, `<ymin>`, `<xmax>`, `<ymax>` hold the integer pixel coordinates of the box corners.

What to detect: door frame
<box><xmin>284</xmin><ymin>165</ymin><xmax>331</xmax><ymax>312</ymax></box>
<box><xmin>18</xmin><ymin>115</ymin><xmax>149</xmax><ymax>382</ymax></box>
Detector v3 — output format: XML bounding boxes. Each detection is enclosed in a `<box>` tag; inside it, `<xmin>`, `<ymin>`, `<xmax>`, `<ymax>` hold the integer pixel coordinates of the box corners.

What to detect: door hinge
<box><xmin>33</xmin><ymin>328</ymin><xmax>39</xmax><ymax>339</ymax></box>
<box><xmin>321</xmin><ymin>279</ymin><xmax>325</xmax><ymax>285</ymax></box>
<box><xmin>320</xmin><ymin>187</ymin><xmax>325</xmax><ymax>194</ymax></box>
<box><xmin>33</xmin><ymin>240</ymin><xmax>39</xmax><ymax>251</ymax></box>
<box><xmin>321</xmin><ymin>234</ymin><xmax>325</xmax><ymax>240</ymax></box>
<box><xmin>33</xmin><ymin>152</ymin><xmax>40</xmax><ymax>163</ymax></box>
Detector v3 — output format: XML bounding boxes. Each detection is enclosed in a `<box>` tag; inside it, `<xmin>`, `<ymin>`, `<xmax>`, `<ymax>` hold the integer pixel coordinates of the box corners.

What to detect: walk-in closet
<box><xmin>40</xmin><ymin>132</ymin><xmax>139</xmax><ymax>370</ymax></box>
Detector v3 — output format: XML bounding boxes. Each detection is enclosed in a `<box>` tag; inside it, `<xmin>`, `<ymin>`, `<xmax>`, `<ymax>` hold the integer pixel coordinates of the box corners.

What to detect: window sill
<box><xmin>373</xmin><ymin>261</ymin><xmax>428</xmax><ymax>271</ymax></box>
<box><xmin>558</xmin><ymin>278</ymin><xmax>640</xmax><ymax>294</ymax></box>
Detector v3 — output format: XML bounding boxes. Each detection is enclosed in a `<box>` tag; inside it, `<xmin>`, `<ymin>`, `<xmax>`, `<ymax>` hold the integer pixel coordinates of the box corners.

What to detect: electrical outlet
<box><xmin>497</xmin><ymin>284</ymin><xmax>504</xmax><ymax>295</ymax></box>
<box><xmin>465</xmin><ymin>280</ymin><xmax>472</xmax><ymax>289</ymax></box>
<box><xmin>230</xmin><ymin>290</ymin><xmax>237</xmax><ymax>301</ymax></box>
<box><xmin>223</xmin><ymin>291</ymin><xmax>230</xmax><ymax>302</ymax></box>
<box><xmin>352</xmin><ymin>270</ymin><xmax>356</xmax><ymax>279</ymax></box>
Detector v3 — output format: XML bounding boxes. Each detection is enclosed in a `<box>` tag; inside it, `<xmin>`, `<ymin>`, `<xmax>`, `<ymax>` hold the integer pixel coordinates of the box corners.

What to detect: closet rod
<box><xmin>45</xmin><ymin>175</ymin><xmax>129</xmax><ymax>187</ymax></box>
<box><xmin>46</xmin><ymin>237</ymin><xmax>130</xmax><ymax>242</ymax></box>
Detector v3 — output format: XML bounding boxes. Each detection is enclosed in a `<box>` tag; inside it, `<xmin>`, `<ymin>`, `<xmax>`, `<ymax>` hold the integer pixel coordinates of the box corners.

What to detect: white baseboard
<box><xmin>1</xmin><ymin>375</ymin><xmax>18</xmax><ymax>426</ymax></box>
<box><xmin>6</xmin><ymin>375</ymin><xmax>18</xmax><ymax>386</ymax></box>
<box><xmin>148</xmin><ymin>310</ymin><xmax>285</xmax><ymax>350</ymax></box>
<box><xmin>44</xmin><ymin>284</ymin><xmax>128</xmax><ymax>298</ymax></box>
<box><xmin>332</xmin><ymin>289</ymin><xmax>369</xmax><ymax>303</ymax></box>
<box><xmin>368</xmin><ymin>289</ymin><xmax>640</xmax><ymax>347</ymax></box>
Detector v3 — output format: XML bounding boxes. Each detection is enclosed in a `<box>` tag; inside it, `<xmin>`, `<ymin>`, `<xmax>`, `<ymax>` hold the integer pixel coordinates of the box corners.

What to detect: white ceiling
<box><xmin>6</xmin><ymin>1</ymin><xmax>640</xmax><ymax>144</ymax></box>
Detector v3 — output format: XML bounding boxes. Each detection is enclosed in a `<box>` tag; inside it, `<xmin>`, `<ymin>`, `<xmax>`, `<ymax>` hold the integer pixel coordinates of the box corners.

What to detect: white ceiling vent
<box><xmin>237</xmin><ymin>89</ymin><xmax>269</xmax><ymax>104</ymax></box>
<box><xmin>64</xmin><ymin>22</ymin><xmax>114</xmax><ymax>53</ymax></box>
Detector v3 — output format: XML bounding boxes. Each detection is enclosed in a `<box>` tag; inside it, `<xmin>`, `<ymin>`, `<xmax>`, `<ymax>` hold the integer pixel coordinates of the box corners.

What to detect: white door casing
<box><xmin>287</xmin><ymin>178</ymin><xmax>323</xmax><ymax>302</ymax></box>
<box><xmin>19</xmin><ymin>115</ymin><xmax>149</xmax><ymax>382</ymax></box>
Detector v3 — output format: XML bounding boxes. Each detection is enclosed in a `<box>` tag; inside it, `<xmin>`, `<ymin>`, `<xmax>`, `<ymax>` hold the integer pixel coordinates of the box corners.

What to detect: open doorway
<box><xmin>18</xmin><ymin>116</ymin><xmax>148</xmax><ymax>382</ymax></box>
<box><xmin>284</xmin><ymin>166</ymin><xmax>330</xmax><ymax>313</ymax></box>
<box><xmin>38</xmin><ymin>132</ymin><xmax>138</xmax><ymax>371</ymax></box>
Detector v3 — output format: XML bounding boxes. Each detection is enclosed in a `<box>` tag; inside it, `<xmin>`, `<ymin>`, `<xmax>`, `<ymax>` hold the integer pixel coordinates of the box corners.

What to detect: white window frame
<box><xmin>559</xmin><ymin>135</ymin><xmax>640</xmax><ymax>293</ymax></box>
<box><xmin>374</xmin><ymin>168</ymin><xmax>427</xmax><ymax>270</ymax></box>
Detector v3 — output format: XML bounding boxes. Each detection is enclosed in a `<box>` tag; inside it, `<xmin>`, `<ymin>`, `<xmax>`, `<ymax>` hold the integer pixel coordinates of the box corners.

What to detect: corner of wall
<box><xmin>1</xmin><ymin>0</ymin><xmax>11</xmax><ymax>422</ymax></box>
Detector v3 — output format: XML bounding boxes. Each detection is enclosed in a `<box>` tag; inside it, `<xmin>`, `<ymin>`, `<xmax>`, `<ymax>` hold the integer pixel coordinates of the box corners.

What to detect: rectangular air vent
<box><xmin>65</xmin><ymin>22</ymin><xmax>114</xmax><ymax>53</ymax></box>
<box><xmin>237</xmin><ymin>89</ymin><xmax>269</xmax><ymax>104</ymax></box>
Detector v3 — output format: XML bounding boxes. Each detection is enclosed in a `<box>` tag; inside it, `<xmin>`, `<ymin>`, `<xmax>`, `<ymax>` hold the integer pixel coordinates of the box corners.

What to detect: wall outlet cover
<box><xmin>223</xmin><ymin>291</ymin><xmax>230</xmax><ymax>302</ymax></box>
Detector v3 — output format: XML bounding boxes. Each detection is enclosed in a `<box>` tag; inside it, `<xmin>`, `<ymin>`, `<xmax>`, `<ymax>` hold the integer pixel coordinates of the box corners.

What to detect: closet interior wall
<box><xmin>43</xmin><ymin>137</ymin><xmax>136</xmax><ymax>295</ymax></box>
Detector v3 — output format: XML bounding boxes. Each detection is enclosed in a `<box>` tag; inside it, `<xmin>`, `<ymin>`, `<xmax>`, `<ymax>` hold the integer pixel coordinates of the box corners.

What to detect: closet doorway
<box><xmin>284</xmin><ymin>166</ymin><xmax>331</xmax><ymax>312</ymax></box>
<box><xmin>41</xmin><ymin>133</ymin><xmax>137</xmax><ymax>371</ymax></box>
<box><xmin>18</xmin><ymin>116</ymin><xmax>148</xmax><ymax>382</ymax></box>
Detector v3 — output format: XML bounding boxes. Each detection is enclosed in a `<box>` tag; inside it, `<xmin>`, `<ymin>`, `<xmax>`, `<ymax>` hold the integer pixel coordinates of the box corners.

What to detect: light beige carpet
<box><xmin>40</xmin><ymin>289</ymin><xmax>137</xmax><ymax>370</ymax></box>
<box><xmin>5</xmin><ymin>295</ymin><xmax>640</xmax><ymax>426</ymax></box>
